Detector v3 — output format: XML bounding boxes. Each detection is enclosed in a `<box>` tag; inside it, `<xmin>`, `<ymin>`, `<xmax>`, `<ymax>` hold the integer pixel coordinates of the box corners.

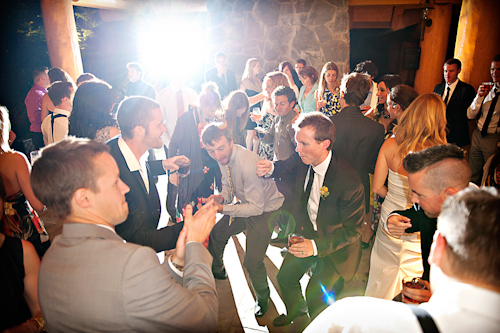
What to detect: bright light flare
<box><xmin>135</xmin><ymin>14</ymin><xmax>207</xmax><ymax>82</ymax></box>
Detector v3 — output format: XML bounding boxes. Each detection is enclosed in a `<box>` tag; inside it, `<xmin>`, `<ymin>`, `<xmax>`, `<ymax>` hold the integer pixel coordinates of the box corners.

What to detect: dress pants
<box><xmin>469</xmin><ymin>128</ymin><xmax>498</xmax><ymax>185</ymax></box>
<box><xmin>277</xmin><ymin>253</ymin><xmax>344</xmax><ymax>320</ymax></box>
<box><xmin>208</xmin><ymin>212</ymin><xmax>274</xmax><ymax>302</ymax></box>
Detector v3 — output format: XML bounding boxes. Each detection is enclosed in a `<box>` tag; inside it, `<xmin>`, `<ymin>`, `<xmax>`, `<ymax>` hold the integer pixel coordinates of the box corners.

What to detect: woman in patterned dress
<box><xmin>315</xmin><ymin>62</ymin><xmax>341</xmax><ymax>116</ymax></box>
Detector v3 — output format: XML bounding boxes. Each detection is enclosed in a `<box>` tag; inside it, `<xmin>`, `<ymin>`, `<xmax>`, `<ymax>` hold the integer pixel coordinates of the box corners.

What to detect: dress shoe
<box><xmin>254</xmin><ymin>299</ymin><xmax>269</xmax><ymax>317</ymax></box>
<box><xmin>273</xmin><ymin>310</ymin><xmax>308</xmax><ymax>327</ymax></box>
<box><xmin>212</xmin><ymin>267</ymin><xmax>227</xmax><ymax>280</ymax></box>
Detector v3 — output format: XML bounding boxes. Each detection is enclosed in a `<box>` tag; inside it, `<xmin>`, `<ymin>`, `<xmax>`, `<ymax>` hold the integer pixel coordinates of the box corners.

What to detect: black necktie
<box><xmin>443</xmin><ymin>86</ymin><xmax>450</xmax><ymax>105</ymax></box>
<box><xmin>481</xmin><ymin>89</ymin><xmax>499</xmax><ymax>137</ymax></box>
<box><xmin>303</xmin><ymin>166</ymin><xmax>315</xmax><ymax>209</ymax></box>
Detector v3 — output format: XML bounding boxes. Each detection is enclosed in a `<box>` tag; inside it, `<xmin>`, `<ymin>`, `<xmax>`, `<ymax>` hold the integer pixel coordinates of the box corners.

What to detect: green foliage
<box><xmin>74</xmin><ymin>7</ymin><xmax>102</xmax><ymax>50</ymax></box>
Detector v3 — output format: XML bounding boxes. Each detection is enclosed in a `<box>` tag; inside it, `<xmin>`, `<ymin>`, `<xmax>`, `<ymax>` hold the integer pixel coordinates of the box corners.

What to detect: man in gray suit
<box><xmin>32</xmin><ymin>137</ymin><xmax>218</xmax><ymax>332</ymax></box>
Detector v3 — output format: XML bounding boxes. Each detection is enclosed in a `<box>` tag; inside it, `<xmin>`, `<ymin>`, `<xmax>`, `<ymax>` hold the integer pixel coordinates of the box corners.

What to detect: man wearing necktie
<box><xmin>257</xmin><ymin>112</ymin><xmax>365</xmax><ymax>326</ymax></box>
<box><xmin>204</xmin><ymin>52</ymin><xmax>238</xmax><ymax>99</ymax></box>
<box><xmin>200</xmin><ymin>122</ymin><xmax>284</xmax><ymax>318</ymax></box>
<box><xmin>433</xmin><ymin>58</ymin><xmax>476</xmax><ymax>148</ymax></box>
<box><xmin>467</xmin><ymin>54</ymin><xmax>500</xmax><ymax>185</ymax></box>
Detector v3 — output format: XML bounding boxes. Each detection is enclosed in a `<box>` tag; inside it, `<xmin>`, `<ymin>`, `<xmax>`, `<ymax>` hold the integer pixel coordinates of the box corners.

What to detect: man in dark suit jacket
<box><xmin>257</xmin><ymin>112</ymin><xmax>365</xmax><ymax>326</ymax></box>
<box><xmin>204</xmin><ymin>52</ymin><xmax>238</xmax><ymax>99</ymax></box>
<box><xmin>433</xmin><ymin>58</ymin><xmax>476</xmax><ymax>148</ymax></box>
<box><xmin>108</xmin><ymin>96</ymin><xmax>187</xmax><ymax>252</ymax></box>
<box><xmin>331</xmin><ymin>72</ymin><xmax>385</xmax><ymax>218</ymax></box>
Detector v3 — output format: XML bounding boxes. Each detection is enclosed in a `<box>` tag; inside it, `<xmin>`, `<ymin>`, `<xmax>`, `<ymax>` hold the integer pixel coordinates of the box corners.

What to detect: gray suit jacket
<box><xmin>38</xmin><ymin>223</ymin><xmax>218</xmax><ymax>332</ymax></box>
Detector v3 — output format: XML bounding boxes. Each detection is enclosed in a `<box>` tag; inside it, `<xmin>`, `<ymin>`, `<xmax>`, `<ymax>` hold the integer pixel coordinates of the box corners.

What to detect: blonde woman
<box><xmin>249</xmin><ymin>71</ymin><xmax>289</xmax><ymax>159</ymax></box>
<box><xmin>365</xmin><ymin>93</ymin><xmax>448</xmax><ymax>300</ymax></box>
<box><xmin>315</xmin><ymin>62</ymin><xmax>341</xmax><ymax>116</ymax></box>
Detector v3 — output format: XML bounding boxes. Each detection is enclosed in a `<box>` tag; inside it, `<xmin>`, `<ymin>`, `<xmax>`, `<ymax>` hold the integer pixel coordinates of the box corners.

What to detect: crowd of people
<box><xmin>1</xmin><ymin>52</ymin><xmax>499</xmax><ymax>332</ymax></box>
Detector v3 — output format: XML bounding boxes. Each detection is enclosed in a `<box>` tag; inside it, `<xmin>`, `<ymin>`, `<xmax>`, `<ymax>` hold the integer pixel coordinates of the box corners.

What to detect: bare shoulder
<box><xmin>381</xmin><ymin>138</ymin><xmax>397</xmax><ymax>154</ymax></box>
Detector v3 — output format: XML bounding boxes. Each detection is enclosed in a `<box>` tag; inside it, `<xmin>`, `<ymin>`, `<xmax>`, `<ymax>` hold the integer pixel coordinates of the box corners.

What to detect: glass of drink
<box><xmin>482</xmin><ymin>82</ymin><xmax>494</xmax><ymax>93</ymax></box>
<box><xmin>288</xmin><ymin>233</ymin><xmax>304</xmax><ymax>247</ymax></box>
<box><xmin>402</xmin><ymin>276</ymin><xmax>428</xmax><ymax>303</ymax></box>
<box><xmin>252</xmin><ymin>107</ymin><xmax>262</xmax><ymax>121</ymax></box>
<box><xmin>175</xmin><ymin>160</ymin><xmax>191</xmax><ymax>178</ymax></box>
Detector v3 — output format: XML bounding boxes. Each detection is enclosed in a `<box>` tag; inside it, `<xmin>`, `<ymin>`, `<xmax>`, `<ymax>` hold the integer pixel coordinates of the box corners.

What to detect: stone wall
<box><xmin>206</xmin><ymin>0</ymin><xmax>350</xmax><ymax>82</ymax></box>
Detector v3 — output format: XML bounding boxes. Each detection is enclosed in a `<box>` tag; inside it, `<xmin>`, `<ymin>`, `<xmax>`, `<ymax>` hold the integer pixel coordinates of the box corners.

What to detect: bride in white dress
<box><xmin>365</xmin><ymin>93</ymin><xmax>447</xmax><ymax>300</ymax></box>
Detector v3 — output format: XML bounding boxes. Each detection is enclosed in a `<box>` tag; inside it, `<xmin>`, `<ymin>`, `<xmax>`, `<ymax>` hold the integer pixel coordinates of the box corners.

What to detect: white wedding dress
<box><xmin>365</xmin><ymin>169</ymin><xmax>423</xmax><ymax>300</ymax></box>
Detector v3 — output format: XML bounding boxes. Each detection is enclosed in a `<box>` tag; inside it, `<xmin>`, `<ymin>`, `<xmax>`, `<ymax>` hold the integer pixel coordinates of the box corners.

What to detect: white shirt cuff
<box><xmin>168</xmin><ymin>255</ymin><xmax>184</xmax><ymax>277</ymax></box>
<box><xmin>264</xmin><ymin>163</ymin><xmax>275</xmax><ymax>178</ymax></box>
<box><xmin>311</xmin><ymin>239</ymin><xmax>318</xmax><ymax>256</ymax></box>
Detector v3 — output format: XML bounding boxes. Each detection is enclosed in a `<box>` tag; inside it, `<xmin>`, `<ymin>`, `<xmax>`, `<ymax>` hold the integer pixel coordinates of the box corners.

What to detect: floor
<box><xmin>156</xmin><ymin>174</ymin><xmax>373</xmax><ymax>333</ymax></box>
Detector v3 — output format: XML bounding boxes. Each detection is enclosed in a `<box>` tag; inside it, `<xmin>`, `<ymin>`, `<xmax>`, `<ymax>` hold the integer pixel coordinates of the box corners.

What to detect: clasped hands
<box><xmin>288</xmin><ymin>239</ymin><xmax>314</xmax><ymax>258</ymax></box>
<box><xmin>172</xmin><ymin>200</ymin><xmax>217</xmax><ymax>267</ymax></box>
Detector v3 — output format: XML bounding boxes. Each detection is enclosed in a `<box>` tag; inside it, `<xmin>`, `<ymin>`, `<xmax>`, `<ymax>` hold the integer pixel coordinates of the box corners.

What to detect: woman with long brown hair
<box><xmin>279</xmin><ymin>61</ymin><xmax>301</xmax><ymax>97</ymax></box>
<box><xmin>365</xmin><ymin>93</ymin><xmax>448</xmax><ymax>300</ymax></box>
<box><xmin>223</xmin><ymin>90</ymin><xmax>250</xmax><ymax>147</ymax></box>
<box><xmin>315</xmin><ymin>62</ymin><xmax>341</xmax><ymax>116</ymax></box>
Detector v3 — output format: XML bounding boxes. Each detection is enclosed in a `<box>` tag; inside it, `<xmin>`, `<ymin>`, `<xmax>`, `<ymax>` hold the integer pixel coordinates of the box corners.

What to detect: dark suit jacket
<box><xmin>204</xmin><ymin>67</ymin><xmax>238</xmax><ymax>99</ymax></box>
<box><xmin>434</xmin><ymin>80</ymin><xmax>476</xmax><ymax>147</ymax></box>
<box><xmin>330</xmin><ymin>106</ymin><xmax>385</xmax><ymax>211</ymax></box>
<box><xmin>274</xmin><ymin>150</ymin><xmax>365</xmax><ymax>280</ymax></box>
<box><xmin>108</xmin><ymin>137</ymin><xmax>183</xmax><ymax>252</ymax></box>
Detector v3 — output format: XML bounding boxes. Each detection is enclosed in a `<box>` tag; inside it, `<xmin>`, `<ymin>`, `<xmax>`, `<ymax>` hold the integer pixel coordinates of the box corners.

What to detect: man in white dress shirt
<box><xmin>304</xmin><ymin>187</ymin><xmax>500</xmax><ymax>333</ymax></box>
<box><xmin>467</xmin><ymin>54</ymin><xmax>500</xmax><ymax>185</ymax></box>
<box><xmin>41</xmin><ymin>81</ymin><xmax>75</xmax><ymax>145</ymax></box>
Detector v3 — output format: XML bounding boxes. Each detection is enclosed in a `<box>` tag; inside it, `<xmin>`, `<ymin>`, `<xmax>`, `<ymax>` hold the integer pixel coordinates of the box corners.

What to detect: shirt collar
<box><xmin>118</xmin><ymin>137</ymin><xmax>142</xmax><ymax>173</ymax></box>
<box><xmin>227</xmin><ymin>143</ymin><xmax>239</xmax><ymax>168</ymax></box>
<box><xmin>446</xmin><ymin>79</ymin><xmax>459</xmax><ymax>90</ymax></box>
<box><xmin>34</xmin><ymin>83</ymin><xmax>47</xmax><ymax>93</ymax></box>
<box><xmin>53</xmin><ymin>108</ymin><xmax>71</xmax><ymax>117</ymax></box>
<box><xmin>95</xmin><ymin>224</ymin><xmax>116</xmax><ymax>234</ymax></box>
<box><xmin>312</xmin><ymin>150</ymin><xmax>332</xmax><ymax>177</ymax></box>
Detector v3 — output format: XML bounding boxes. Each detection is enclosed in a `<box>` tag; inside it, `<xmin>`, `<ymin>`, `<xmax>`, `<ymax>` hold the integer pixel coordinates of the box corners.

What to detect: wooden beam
<box><xmin>72</xmin><ymin>0</ymin><xmax>207</xmax><ymax>12</ymax></box>
<box><xmin>351</xmin><ymin>6</ymin><xmax>394</xmax><ymax>23</ymax></box>
<box><xmin>349</xmin><ymin>0</ymin><xmax>461</xmax><ymax>5</ymax></box>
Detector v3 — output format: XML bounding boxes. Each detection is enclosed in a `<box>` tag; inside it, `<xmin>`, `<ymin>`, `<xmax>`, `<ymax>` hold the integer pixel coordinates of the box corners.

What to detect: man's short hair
<box><xmin>492</xmin><ymin>54</ymin><xmax>500</xmax><ymax>63</ymax></box>
<box><xmin>76</xmin><ymin>73</ymin><xmax>96</xmax><ymax>86</ymax></box>
<box><xmin>214</xmin><ymin>52</ymin><xmax>226</xmax><ymax>62</ymax></box>
<box><xmin>438</xmin><ymin>187</ymin><xmax>500</xmax><ymax>289</ymax></box>
<box><xmin>272</xmin><ymin>85</ymin><xmax>296</xmax><ymax>104</ymax></box>
<box><xmin>403</xmin><ymin>144</ymin><xmax>471</xmax><ymax>193</ymax></box>
<box><xmin>340</xmin><ymin>72</ymin><xmax>372</xmax><ymax>107</ymax></box>
<box><xmin>33</xmin><ymin>66</ymin><xmax>48</xmax><ymax>82</ymax></box>
<box><xmin>126</xmin><ymin>62</ymin><xmax>143</xmax><ymax>78</ymax></box>
<box><xmin>293</xmin><ymin>112</ymin><xmax>335</xmax><ymax>150</ymax></box>
<box><xmin>48</xmin><ymin>81</ymin><xmax>74</xmax><ymax>106</ymax></box>
<box><xmin>296</xmin><ymin>59</ymin><xmax>306</xmax><ymax>66</ymax></box>
<box><xmin>201</xmin><ymin>122</ymin><xmax>233</xmax><ymax>146</ymax></box>
<box><xmin>31</xmin><ymin>137</ymin><xmax>110</xmax><ymax>219</ymax></box>
<box><xmin>117</xmin><ymin>96</ymin><xmax>159</xmax><ymax>140</ymax></box>
<box><xmin>444</xmin><ymin>58</ymin><xmax>462</xmax><ymax>70</ymax></box>
<box><xmin>353</xmin><ymin>60</ymin><xmax>378</xmax><ymax>79</ymax></box>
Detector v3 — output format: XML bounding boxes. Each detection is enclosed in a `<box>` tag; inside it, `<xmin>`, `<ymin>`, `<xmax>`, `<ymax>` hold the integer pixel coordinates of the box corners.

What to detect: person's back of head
<box><xmin>31</xmin><ymin>137</ymin><xmax>110</xmax><ymax>220</ymax></box>
<box><xmin>340</xmin><ymin>72</ymin><xmax>371</xmax><ymax>107</ymax></box>
<box><xmin>403</xmin><ymin>144</ymin><xmax>471</xmax><ymax>194</ymax></box>
<box><xmin>33</xmin><ymin>66</ymin><xmax>49</xmax><ymax>86</ymax></box>
<box><xmin>48</xmin><ymin>81</ymin><xmax>75</xmax><ymax>108</ymax></box>
<box><xmin>389</xmin><ymin>85</ymin><xmax>419</xmax><ymax>111</ymax></box>
<box><xmin>116</xmin><ymin>96</ymin><xmax>158</xmax><ymax>140</ymax></box>
<box><xmin>199</xmin><ymin>82</ymin><xmax>223</xmax><ymax>113</ymax></box>
<box><xmin>76</xmin><ymin>73</ymin><xmax>96</xmax><ymax>86</ymax></box>
<box><xmin>378</xmin><ymin>74</ymin><xmax>403</xmax><ymax>92</ymax></box>
<box><xmin>296</xmin><ymin>59</ymin><xmax>306</xmax><ymax>67</ymax></box>
<box><xmin>48</xmin><ymin>68</ymin><xmax>74</xmax><ymax>85</ymax></box>
<box><xmin>436</xmin><ymin>187</ymin><xmax>500</xmax><ymax>291</ymax></box>
<box><xmin>353</xmin><ymin>60</ymin><xmax>378</xmax><ymax>79</ymax></box>
<box><xmin>293</xmin><ymin>111</ymin><xmax>336</xmax><ymax>150</ymax></box>
<box><xmin>394</xmin><ymin>93</ymin><xmax>448</xmax><ymax>158</ymax></box>
<box><xmin>69</xmin><ymin>79</ymin><xmax>115</xmax><ymax>139</ymax></box>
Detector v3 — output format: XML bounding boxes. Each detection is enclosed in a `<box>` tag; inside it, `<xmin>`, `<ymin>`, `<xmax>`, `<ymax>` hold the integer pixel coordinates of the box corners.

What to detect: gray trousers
<box><xmin>469</xmin><ymin>128</ymin><xmax>498</xmax><ymax>185</ymax></box>
<box><xmin>208</xmin><ymin>211</ymin><xmax>274</xmax><ymax>302</ymax></box>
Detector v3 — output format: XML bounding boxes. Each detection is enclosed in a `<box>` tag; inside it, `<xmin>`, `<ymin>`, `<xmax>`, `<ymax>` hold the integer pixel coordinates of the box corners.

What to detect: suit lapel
<box><xmin>448</xmin><ymin>80</ymin><xmax>462</xmax><ymax>106</ymax></box>
<box><xmin>316</xmin><ymin>152</ymin><xmax>336</xmax><ymax>222</ymax></box>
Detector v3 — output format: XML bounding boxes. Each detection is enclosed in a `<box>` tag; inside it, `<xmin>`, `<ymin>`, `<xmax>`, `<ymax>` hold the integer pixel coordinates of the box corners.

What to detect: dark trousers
<box><xmin>30</xmin><ymin>131</ymin><xmax>44</xmax><ymax>150</ymax></box>
<box><xmin>208</xmin><ymin>212</ymin><xmax>274</xmax><ymax>302</ymax></box>
<box><xmin>277</xmin><ymin>253</ymin><xmax>344</xmax><ymax>320</ymax></box>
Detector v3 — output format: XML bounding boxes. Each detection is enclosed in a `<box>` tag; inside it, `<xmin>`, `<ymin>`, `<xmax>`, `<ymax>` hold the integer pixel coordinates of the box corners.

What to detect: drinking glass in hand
<box><xmin>402</xmin><ymin>276</ymin><xmax>428</xmax><ymax>303</ymax></box>
<box><xmin>288</xmin><ymin>233</ymin><xmax>304</xmax><ymax>248</ymax></box>
<box><xmin>175</xmin><ymin>160</ymin><xmax>191</xmax><ymax>178</ymax></box>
